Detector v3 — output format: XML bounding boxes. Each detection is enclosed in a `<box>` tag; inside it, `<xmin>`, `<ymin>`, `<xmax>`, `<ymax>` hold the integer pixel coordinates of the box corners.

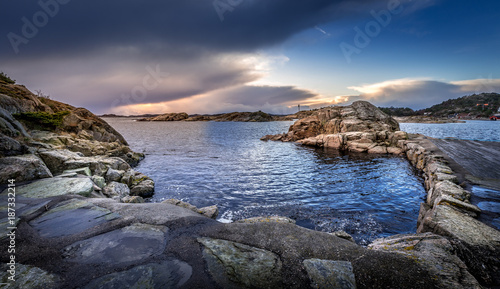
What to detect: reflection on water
<box><xmin>471</xmin><ymin>186</ymin><xmax>500</xmax><ymax>230</ymax></box>
<box><xmin>106</xmin><ymin>118</ymin><xmax>426</xmax><ymax>245</ymax></box>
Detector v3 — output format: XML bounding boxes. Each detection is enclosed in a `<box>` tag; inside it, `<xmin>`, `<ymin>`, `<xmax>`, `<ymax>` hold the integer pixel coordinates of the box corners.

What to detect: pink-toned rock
<box><xmin>262</xmin><ymin>101</ymin><xmax>405</xmax><ymax>155</ymax></box>
<box><xmin>387</xmin><ymin>147</ymin><xmax>403</xmax><ymax>155</ymax></box>
<box><xmin>368</xmin><ymin>146</ymin><xmax>388</xmax><ymax>154</ymax></box>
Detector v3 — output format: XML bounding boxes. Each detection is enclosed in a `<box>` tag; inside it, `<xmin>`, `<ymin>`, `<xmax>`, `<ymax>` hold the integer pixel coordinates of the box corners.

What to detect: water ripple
<box><xmin>106</xmin><ymin>119</ymin><xmax>426</xmax><ymax>245</ymax></box>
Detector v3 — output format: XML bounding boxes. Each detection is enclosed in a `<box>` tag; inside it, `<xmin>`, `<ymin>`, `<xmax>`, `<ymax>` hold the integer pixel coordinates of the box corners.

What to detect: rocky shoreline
<box><xmin>1</xmin><ymin>82</ymin><xmax>499</xmax><ymax>288</ymax></box>
<box><xmin>261</xmin><ymin>101</ymin><xmax>500</xmax><ymax>287</ymax></box>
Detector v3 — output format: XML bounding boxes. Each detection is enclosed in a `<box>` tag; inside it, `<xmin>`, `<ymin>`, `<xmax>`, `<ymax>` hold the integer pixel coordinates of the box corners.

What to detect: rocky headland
<box><xmin>0</xmin><ymin>80</ymin><xmax>499</xmax><ymax>288</ymax></box>
<box><xmin>261</xmin><ymin>101</ymin><xmax>407</xmax><ymax>154</ymax></box>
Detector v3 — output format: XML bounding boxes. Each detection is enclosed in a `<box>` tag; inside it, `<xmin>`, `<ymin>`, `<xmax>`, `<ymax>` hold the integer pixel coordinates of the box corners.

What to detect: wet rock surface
<box><xmin>303</xmin><ymin>259</ymin><xmax>356</xmax><ymax>289</ymax></box>
<box><xmin>29</xmin><ymin>199</ymin><xmax>120</xmax><ymax>238</ymax></box>
<box><xmin>0</xmin><ymin>193</ymin><xmax>446</xmax><ymax>289</ymax></box>
<box><xmin>84</xmin><ymin>259</ymin><xmax>192</xmax><ymax>289</ymax></box>
<box><xmin>62</xmin><ymin>223</ymin><xmax>168</xmax><ymax>265</ymax></box>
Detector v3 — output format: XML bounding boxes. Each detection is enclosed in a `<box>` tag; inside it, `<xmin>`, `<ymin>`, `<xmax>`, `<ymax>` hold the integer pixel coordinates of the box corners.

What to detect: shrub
<box><xmin>13</xmin><ymin>111</ymin><xmax>71</xmax><ymax>130</ymax></box>
<box><xmin>0</xmin><ymin>72</ymin><xmax>16</xmax><ymax>84</ymax></box>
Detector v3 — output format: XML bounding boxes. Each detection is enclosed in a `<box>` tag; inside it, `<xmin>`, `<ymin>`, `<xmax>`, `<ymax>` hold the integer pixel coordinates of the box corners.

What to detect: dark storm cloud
<box><xmin>1</xmin><ymin>0</ymin><xmax>386</xmax><ymax>58</ymax></box>
<box><xmin>1</xmin><ymin>0</ymin><xmax>424</xmax><ymax>114</ymax></box>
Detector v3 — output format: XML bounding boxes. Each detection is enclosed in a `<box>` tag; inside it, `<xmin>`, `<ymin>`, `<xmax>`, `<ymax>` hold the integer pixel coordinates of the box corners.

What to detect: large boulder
<box><xmin>261</xmin><ymin>101</ymin><xmax>405</xmax><ymax>154</ymax></box>
<box><xmin>129</xmin><ymin>174</ymin><xmax>155</xmax><ymax>198</ymax></box>
<box><xmin>103</xmin><ymin>181</ymin><xmax>130</xmax><ymax>198</ymax></box>
<box><xmin>0</xmin><ymin>135</ymin><xmax>27</xmax><ymax>157</ymax></box>
<box><xmin>369</xmin><ymin>233</ymin><xmax>482</xmax><ymax>289</ymax></box>
<box><xmin>265</xmin><ymin>101</ymin><xmax>399</xmax><ymax>142</ymax></box>
<box><xmin>419</xmin><ymin>204</ymin><xmax>500</xmax><ymax>248</ymax></box>
<box><xmin>0</xmin><ymin>154</ymin><xmax>53</xmax><ymax>183</ymax></box>
<box><xmin>1</xmin><ymin>81</ymin><xmax>144</xmax><ymax>166</ymax></box>
<box><xmin>198</xmin><ymin>237</ymin><xmax>283</xmax><ymax>289</ymax></box>
<box><xmin>38</xmin><ymin>149</ymin><xmax>130</xmax><ymax>176</ymax></box>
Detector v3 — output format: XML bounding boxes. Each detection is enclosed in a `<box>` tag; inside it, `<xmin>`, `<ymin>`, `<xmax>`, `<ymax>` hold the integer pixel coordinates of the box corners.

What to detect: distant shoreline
<box><xmin>100</xmin><ymin>111</ymin><xmax>315</xmax><ymax>122</ymax></box>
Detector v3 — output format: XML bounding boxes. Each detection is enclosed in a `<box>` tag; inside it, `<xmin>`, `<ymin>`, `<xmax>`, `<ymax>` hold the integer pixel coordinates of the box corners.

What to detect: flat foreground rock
<box><xmin>63</xmin><ymin>223</ymin><xmax>168</xmax><ymax>265</ymax></box>
<box><xmin>2</xmin><ymin>177</ymin><xmax>94</xmax><ymax>198</ymax></box>
<box><xmin>29</xmin><ymin>199</ymin><xmax>120</xmax><ymax>238</ymax></box>
<box><xmin>84</xmin><ymin>260</ymin><xmax>192</xmax><ymax>289</ymax></box>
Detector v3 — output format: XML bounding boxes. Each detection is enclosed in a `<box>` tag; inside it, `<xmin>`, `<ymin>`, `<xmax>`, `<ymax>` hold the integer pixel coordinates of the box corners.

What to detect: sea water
<box><xmin>106</xmin><ymin>118</ymin><xmax>428</xmax><ymax>245</ymax></box>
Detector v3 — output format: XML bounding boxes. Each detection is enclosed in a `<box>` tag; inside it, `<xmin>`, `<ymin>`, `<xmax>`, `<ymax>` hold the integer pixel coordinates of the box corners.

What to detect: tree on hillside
<box><xmin>421</xmin><ymin>93</ymin><xmax>500</xmax><ymax>117</ymax></box>
<box><xmin>0</xmin><ymin>72</ymin><xmax>15</xmax><ymax>84</ymax></box>
<box><xmin>379</xmin><ymin>106</ymin><xmax>416</xmax><ymax>116</ymax></box>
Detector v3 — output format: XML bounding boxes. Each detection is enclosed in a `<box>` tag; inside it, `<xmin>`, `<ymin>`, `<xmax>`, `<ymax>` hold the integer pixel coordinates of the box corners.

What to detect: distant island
<box><xmin>101</xmin><ymin>110</ymin><xmax>316</xmax><ymax>122</ymax></box>
<box><xmin>101</xmin><ymin>93</ymin><xmax>500</xmax><ymax>123</ymax></box>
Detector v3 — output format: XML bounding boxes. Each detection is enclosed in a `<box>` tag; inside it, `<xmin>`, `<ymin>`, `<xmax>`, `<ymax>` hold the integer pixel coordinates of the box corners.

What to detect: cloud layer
<box><xmin>1</xmin><ymin>0</ymin><xmax>395</xmax><ymax>114</ymax></box>
<box><xmin>347</xmin><ymin>78</ymin><xmax>500</xmax><ymax>109</ymax></box>
<box><xmin>1</xmin><ymin>0</ymin><xmax>497</xmax><ymax>115</ymax></box>
<box><xmin>2</xmin><ymin>0</ymin><xmax>389</xmax><ymax>57</ymax></box>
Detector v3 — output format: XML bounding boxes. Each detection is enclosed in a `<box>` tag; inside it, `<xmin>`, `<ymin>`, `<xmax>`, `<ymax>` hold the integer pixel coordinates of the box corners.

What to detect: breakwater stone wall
<box><xmin>396</xmin><ymin>135</ymin><xmax>500</xmax><ymax>285</ymax></box>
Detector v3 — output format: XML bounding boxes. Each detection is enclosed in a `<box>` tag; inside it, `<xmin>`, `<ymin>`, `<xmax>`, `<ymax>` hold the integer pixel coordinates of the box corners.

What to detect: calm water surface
<box><xmin>400</xmin><ymin>120</ymin><xmax>500</xmax><ymax>142</ymax></box>
<box><xmin>106</xmin><ymin>118</ymin><xmax>426</xmax><ymax>245</ymax></box>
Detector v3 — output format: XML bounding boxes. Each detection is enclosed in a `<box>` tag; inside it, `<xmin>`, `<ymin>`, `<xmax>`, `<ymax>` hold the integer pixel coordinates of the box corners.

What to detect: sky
<box><xmin>1</xmin><ymin>0</ymin><xmax>499</xmax><ymax>115</ymax></box>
